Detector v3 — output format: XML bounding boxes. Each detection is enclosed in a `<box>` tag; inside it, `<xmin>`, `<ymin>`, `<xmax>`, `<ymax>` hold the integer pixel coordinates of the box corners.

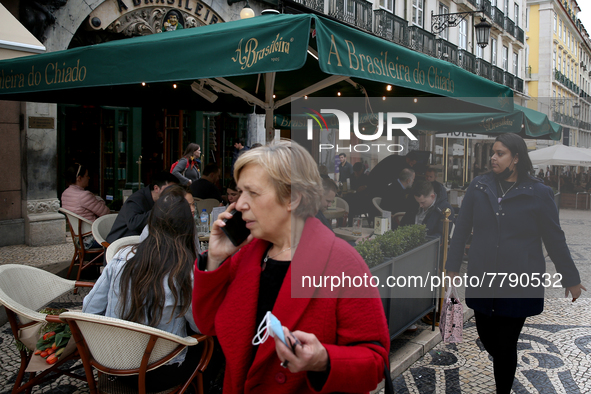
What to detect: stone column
<box><xmin>21</xmin><ymin>102</ymin><xmax>65</xmax><ymax>246</ymax></box>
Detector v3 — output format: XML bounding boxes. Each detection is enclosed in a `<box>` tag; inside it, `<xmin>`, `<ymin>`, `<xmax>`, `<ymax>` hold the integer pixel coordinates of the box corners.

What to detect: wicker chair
<box><xmin>0</xmin><ymin>264</ymin><xmax>94</xmax><ymax>394</ymax></box>
<box><xmin>105</xmin><ymin>235</ymin><xmax>141</xmax><ymax>265</ymax></box>
<box><xmin>60</xmin><ymin>311</ymin><xmax>214</xmax><ymax>394</ymax></box>
<box><xmin>92</xmin><ymin>214</ymin><xmax>118</xmax><ymax>248</ymax></box>
<box><xmin>60</xmin><ymin>208</ymin><xmax>105</xmax><ymax>281</ymax></box>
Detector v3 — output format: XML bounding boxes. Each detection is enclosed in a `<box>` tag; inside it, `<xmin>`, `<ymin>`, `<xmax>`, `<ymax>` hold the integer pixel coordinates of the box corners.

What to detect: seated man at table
<box><xmin>106</xmin><ymin>171</ymin><xmax>178</xmax><ymax>244</ymax></box>
<box><xmin>380</xmin><ymin>168</ymin><xmax>415</xmax><ymax>216</ymax></box>
<box><xmin>350</xmin><ymin>162</ymin><xmax>369</xmax><ymax>193</ymax></box>
<box><xmin>190</xmin><ymin>163</ymin><xmax>223</xmax><ymax>203</ymax></box>
<box><xmin>424</xmin><ymin>167</ymin><xmax>447</xmax><ymax>203</ymax></box>
<box><xmin>316</xmin><ymin>178</ymin><xmax>338</xmax><ymax>231</ymax></box>
<box><xmin>400</xmin><ymin>180</ymin><xmax>453</xmax><ymax>240</ymax></box>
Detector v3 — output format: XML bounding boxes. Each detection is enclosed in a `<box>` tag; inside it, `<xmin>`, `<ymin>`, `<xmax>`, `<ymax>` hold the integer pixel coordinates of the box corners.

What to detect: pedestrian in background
<box><xmin>446</xmin><ymin>133</ymin><xmax>586</xmax><ymax>394</ymax></box>
<box><xmin>172</xmin><ymin>143</ymin><xmax>201</xmax><ymax>186</ymax></box>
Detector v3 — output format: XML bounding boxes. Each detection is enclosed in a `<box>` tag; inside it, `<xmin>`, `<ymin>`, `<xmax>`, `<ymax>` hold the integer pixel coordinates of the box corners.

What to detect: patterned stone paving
<box><xmin>0</xmin><ymin>210</ymin><xmax>589</xmax><ymax>393</ymax></box>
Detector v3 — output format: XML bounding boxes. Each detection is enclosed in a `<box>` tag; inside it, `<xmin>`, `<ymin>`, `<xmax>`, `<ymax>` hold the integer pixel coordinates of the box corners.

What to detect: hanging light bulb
<box><xmin>240</xmin><ymin>0</ymin><xmax>255</xmax><ymax>19</ymax></box>
<box><xmin>337</xmin><ymin>92</ymin><xmax>341</xmax><ymax>96</ymax></box>
<box><xmin>173</xmin><ymin>84</ymin><xmax>177</xmax><ymax>89</ymax></box>
<box><xmin>386</xmin><ymin>85</ymin><xmax>392</xmax><ymax>91</ymax></box>
<box><xmin>141</xmin><ymin>82</ymin><xmax>146</xmax><ymax>87</ymax></box>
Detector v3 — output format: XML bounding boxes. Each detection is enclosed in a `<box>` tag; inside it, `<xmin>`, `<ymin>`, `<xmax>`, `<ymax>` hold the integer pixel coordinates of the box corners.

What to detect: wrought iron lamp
<box><xmin>228</xmin><ymin>0</ymin><xmax>255</xmax><ymax>19</ymax></box>
<box><xmin>431</xmin><ymin>8</ymin><xmax>492</xmax><ymax>48</ymax></box>
<box><xmin>573</xmin><ymin>102</ymin><xmax>581</xmax><ymax>117</ymax></box>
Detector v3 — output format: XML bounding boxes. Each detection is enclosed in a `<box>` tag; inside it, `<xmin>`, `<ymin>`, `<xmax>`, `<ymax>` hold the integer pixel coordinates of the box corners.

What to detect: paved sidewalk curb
<box><xmin>372</xmin><ymin>307</ymin><xmax>475</xmax><ymax>394</ymax></box>
<box><xmin>0</xmin><ymin>260</ymin><xmax>71</xmax><ymax>327</ymax></box>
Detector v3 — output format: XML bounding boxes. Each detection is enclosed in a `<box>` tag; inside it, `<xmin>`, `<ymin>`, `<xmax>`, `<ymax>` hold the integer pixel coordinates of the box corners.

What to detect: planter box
<box><xmin>558</xmin><ymin>192</ymin><xmax>590</xmax><ymax>210</ymax></box>
<box><xmin>370</xmin><ymin>237</ymin><xmax>440</xmax><ymax>339</ymax></box>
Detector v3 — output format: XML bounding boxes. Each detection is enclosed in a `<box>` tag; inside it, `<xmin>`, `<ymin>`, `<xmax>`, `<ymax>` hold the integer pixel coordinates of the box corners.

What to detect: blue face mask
<box><xmin>252</xmin><ymin>311</ymin><xmax>287</xmax><ymax>347</ymax></box>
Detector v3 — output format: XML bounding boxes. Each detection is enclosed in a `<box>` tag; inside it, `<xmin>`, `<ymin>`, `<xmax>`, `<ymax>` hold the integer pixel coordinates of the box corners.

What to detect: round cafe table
<box><xmin>323</xmin><ymin>207</ymin><xmax>346</xmax><ymax>220</ymax></box>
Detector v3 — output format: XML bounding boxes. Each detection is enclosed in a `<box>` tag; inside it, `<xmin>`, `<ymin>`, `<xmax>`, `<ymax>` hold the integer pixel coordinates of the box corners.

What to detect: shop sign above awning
<box><xmin>0</xmin><ymin>13</ymin><xmax>513</xmax><ymax>111</ymax></box>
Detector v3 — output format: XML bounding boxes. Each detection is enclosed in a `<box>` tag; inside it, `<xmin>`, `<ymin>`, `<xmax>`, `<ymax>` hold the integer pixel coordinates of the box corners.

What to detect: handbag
<box><xmin>439</xmin><ymin>284</ymin><xmax>464</xmax><ymax>343</ymax></box>
<box><xmin>347</xmin><ymin>341</ymin><xmax>393</xmax><ymax>394</ymax></box>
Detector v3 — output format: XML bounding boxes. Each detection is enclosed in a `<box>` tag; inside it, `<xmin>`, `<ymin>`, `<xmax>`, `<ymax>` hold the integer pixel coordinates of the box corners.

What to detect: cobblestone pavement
<box><xmin>0</xmin><ymin>210</ymin><xmax>589</xmax><ymax>393</ymax></box>
<box><xmin>391</xmin><ymin>208</ymin><xmax>591</xmax><ymax>393</ymax></box>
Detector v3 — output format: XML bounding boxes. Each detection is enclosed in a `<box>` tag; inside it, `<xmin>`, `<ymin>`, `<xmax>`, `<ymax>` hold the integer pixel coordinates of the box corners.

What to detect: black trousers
<box><xmin>474</xmin><ymin>311</ymin><xmax>526</xmax><ymax>394</ymax></box>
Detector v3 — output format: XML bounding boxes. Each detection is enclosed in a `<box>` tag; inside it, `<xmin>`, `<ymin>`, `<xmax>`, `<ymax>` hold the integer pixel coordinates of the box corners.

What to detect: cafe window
<box><xmin>476</xmin><ymin>43</ymin><xmax>483</xmax><ymax>58</ymax></box>
<box><xmin>559</xmin><ymin>19</ymin><xmax>562</xmax><ymax>39</ymax></box>
<box><xmin>439</xmin><ymin>3</ymin><xmax>450</xmax><ymax>40</ymax></box>
<box><xmin>554</xmin><ymin>13</ymin><xmax>557</xmax><ymax>32</ymax></box>
<box><xmin>504</xmin><ymin>0</ymin><xmax>509</xmax><ymax>17</ymax></box>
<box><xmin>553</xmin><ymin>51</ymin><xmax>556</xmax><ymax>70</ymax></box>
<box><xmin>558</xmin><ymin>54</ymin><xmax>561</xmax><ymax>71</ymax></box>
<box><xmin>459</xmin><ymin>19</ymin><xmax>467</xmax><ymax>49</ymax></box>
<box><xmin>514</xmin><ymin>3</ymin><xmax>519</xmax><ymax>26</ymax></box>
<box><xmin>412</xmin><ymin>0</ymin><xmax>424</xmax><ymax>28</ymax></box>
<box><xmin>513</xmin><ymin>52</ymin><xmax>518</xmax><ymax>76</ymax></box>
<box><xmin>502</xmin><ymin>45</ymin><xmax>509</xmax><ymax>71</ymax></box>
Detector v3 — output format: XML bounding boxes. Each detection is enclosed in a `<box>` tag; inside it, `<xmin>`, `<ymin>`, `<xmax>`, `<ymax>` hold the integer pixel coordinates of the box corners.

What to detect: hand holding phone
<box><xmin>221</xmin><ymin>209</ymin><xmax>251</xmax><ymax>246</ymax></box>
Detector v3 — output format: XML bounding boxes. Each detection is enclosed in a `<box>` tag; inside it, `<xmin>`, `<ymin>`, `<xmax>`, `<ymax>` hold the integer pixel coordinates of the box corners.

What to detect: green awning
<box><xmin>0</xmin><ymin>14</ymin><xmax>513</xmax><ymax>111</ymax></box>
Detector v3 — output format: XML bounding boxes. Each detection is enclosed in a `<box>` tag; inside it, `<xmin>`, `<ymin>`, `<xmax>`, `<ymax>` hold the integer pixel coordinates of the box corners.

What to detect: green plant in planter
<box><xmin>355</xmin><ymin>224</ymin><xmax>427</xmax><ymax>267</ymax></box>
<box><xmin>354</xmin><ymin>238</ymin><xmax>384</xmax><ymax>268</ymax></box>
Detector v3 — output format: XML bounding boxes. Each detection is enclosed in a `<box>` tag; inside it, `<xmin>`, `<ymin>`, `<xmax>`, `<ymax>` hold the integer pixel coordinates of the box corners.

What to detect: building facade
<box><xmin>526</xmin><ymin>0</ymin><xmax>591</xmax><ymax>148</ymax></box>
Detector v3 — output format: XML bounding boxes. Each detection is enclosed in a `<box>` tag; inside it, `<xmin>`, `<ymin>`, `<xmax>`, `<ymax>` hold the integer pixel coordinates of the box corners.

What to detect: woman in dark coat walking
<box><xmin>446</xmin><ymin>134</ymin><xmax>586</xmax><ymax>393</ymax></box>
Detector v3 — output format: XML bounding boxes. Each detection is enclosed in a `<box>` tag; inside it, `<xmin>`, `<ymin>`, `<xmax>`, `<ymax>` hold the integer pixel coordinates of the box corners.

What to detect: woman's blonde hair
<box><xmin>234</xmin><ymin>139</ymin><xmax>322</xmax><ymax>219</ymax></box>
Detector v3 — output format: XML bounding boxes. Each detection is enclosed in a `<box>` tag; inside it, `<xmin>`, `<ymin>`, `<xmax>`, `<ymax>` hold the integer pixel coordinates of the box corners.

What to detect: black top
<box><xmin>106</xmin><ymin>186</ymin><xmax>154</xmax><ymax>244</ymax></box>
<box><xmin>255</xmin><ymin>250</ymin><xmax>291</xmax><ymax>334</ymax></box>
<box><xmin>190</xmin><ymin>178</ymin><xmax>223</xmax><ymax>202</ymax></box>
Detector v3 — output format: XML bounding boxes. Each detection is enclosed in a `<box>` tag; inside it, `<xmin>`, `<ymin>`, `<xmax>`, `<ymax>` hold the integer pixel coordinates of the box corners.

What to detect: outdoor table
<box><xmin>333</xmin><ymin>227</ymin><xmax>374</xmax><ymax>242</ymax></box>
<box><xmin>323</xmin><ymin>207</ymin><xmax>346</xmax><ymax>220</ymax></box>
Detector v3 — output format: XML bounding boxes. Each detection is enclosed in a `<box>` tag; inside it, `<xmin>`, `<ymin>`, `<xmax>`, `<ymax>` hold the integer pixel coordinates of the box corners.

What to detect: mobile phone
<box><xmin>221</xmin><ymin>209</ymin><xmax>251</xmax><ymax>246</ymax></box>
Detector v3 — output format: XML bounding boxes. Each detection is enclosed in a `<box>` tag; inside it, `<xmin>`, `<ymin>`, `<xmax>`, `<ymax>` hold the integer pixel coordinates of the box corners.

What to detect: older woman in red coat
<box><xmin>193</xmin><ymin>140</ymin><xmax>389</xmax><ymax>394</ymax></box>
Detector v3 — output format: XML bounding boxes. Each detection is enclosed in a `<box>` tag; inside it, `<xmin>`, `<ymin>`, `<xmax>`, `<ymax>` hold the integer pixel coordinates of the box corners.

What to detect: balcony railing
<box><xmin>492</xmin><ymin>66</ymin><xmax>504</xmax><ymax>84</ymax></box>
<box><xmin>475</xmin><ymin>0</ymin><xmax>492</xmax><ymax>19</ymax></box>
<box><xmin>514</xmin><ymin>77</ymin><xmax>524</xmax><ymax>93</ymax></box>
<box><xmin>504</xmin><ymin>17</ymin><xmax>515</xmax><ymax>37</ymax></box>
<box><xmin>504</xmin><ymin>71</ymin><xmax>514</xmax><ymax>89</ymax></box>
<box><xmin>328</xmin><ymin>0</ymin><xmax>373</xmax><ymax>32</ymax></box>
<box><xmin>580</xmin><ymin>90</ymin><xmax>591</xmax><ymax>103</ymax></box>
<box><xmin>554</xmin><ymin>69</ymin><xmax>580</xmax><ymax>94</ymax></box>
<box><xmin>516</xmin><ymin>27</ymin><xmax>524</xmax><ymax>43</ymax></box>
<box><xmin>409</xmin><ymin>25</ymin><xmax>436</xmax><ymax>57</ymax></box>
<box><xmin>292</xmin><ymin>0</ymin><xmax>325</xmax><ymax>13</ymax></box>
<box><xmin>580</xmin><ymin>121</ymin><xmax>591</xmax><ymax>131</ymax></box>
<box><xmin>491</xmin><ymin>7</ymin><xmax>504</xmax><ymax>28</ymax></box>
<box><xmin>476</xmin><ymin>58</ymin><xmax>492</xmax><ymax>80</ymax></box>
<box><xmin>373</xmin><ymin>10</ymin><xmax>409</xmax><ymax>46</ymax></box>
<box><xmin>437</xmin><ymin>38</ymin><xmax>458</xmax><ymax>64</ymax></box>
<box><xmin>458</xmin><ymin>49</ymin><xmax>476</xmax><ymax>74</ymax></box>
<box><xmin>553</xmin><ymin>112</ymin><xmax>579</xmax><ymax>127</ymax></box>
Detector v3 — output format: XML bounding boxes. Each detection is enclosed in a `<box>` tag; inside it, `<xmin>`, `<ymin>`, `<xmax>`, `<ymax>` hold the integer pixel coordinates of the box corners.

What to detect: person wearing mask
<box><xmin>61</xmin><ymin>163</ymin><xmax>111</xmax><ymax>248</ymax></box>
<box><xmin>190</xmin><ymin>163</ymin><xmax>224</xmax><ymax>203</ymax></box>
<box><xmin>192</xmin><ymin>140</ymin><xmax>390</xmax><ymax>394</ymax></box>
<box><xmin>171</xmin><ymin>143</ymin><xmax>201</xmax><ymax>186</ymax></box>
<box><xmin>83</xmin><ymin>185</ymin><xmax>202</xmax><ymax>392</ymax></box>
<box><xmin>106</xmin><ymin>172</ymin><xmax>178</xmax><ymax>244</ymax></box>
<box><xmin>446</xmin><ymin>134</ymin><xmax>586</xmax><ymax>394</ymax></box>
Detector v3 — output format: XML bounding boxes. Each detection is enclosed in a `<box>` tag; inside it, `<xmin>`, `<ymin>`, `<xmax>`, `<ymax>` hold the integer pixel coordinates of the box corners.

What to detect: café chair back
<box><xmin>92</xmin><ymin>214</ymin><xmax>118</xmax><ymax>248</ymax></box>
<box><xmin>60</xmin><ymin>311</ymin><xmax>214</xmax><ymax>394</ymax></box>
<box><xmin>0</xmin><ymin>264</ymin><xmax>93</xmax><ymax>393</ymax></box>
<box><xmin>392</xmin><ymin>212</ymin><xmax>405</xmax><ymax>227</ymax></box>
<box><xmin>196</xmin><ymin>199</ymin><xmax>219</xmax><ymax>215</ymax></box>
<box><xmin>60</xmin><ymin>208</ymin><xmax>104</xmax><ymax>281</ymax></box>
<box><xmin>105</xmin><ymin>235</ymin><xmax>141</xmax><ymax>265</ymax></box>
<box><xmin>335</xmin><ymin>197</ymin><xmax>349</xmax><ymax>227</ymax></box>
<box><xmin>372</xmin><ymin>197</ymin><xmax>386</xmax><ymax>216</ymax></box>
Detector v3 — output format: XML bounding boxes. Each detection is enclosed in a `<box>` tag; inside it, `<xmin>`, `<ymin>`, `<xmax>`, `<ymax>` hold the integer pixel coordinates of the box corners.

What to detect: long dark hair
<box><xmin>494</xmin><ymin>134</ymin><xmax>536</xmax><ymax>182</ymax></box>
<box><xmin>118</xmin><ymin>185</ymin><xmax>196</xmax><ymax>326</ymax></box>
<box><xmin>183</xmin><ymin>143</ymin><xmax>201</xmax><ymax>160</ymax></box>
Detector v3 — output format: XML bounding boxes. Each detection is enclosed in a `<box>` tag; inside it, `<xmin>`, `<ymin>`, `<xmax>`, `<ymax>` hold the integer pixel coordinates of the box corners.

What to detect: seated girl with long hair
<box><xmin>83</xmin><ymin>185</ymin><xmax>200</xmax><ymax>390</ymax></box>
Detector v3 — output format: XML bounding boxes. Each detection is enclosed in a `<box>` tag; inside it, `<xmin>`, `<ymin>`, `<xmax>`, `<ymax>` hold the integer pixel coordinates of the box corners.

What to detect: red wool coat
<box><xmin>193</xmin><ymin>217</ymin><xmax>390</xmax><ymax>394</ymax></box>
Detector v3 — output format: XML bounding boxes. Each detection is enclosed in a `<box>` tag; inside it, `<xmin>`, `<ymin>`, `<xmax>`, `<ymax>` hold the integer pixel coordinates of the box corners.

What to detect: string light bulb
<box><xmin>337</xmin><ymin>92</ymin><xmax>341</xmax><ymax>96</ymax></box>
<box><xmin>386</xmin><ymin>85</ymin><xmax>392</xmax><ymax>91</ymax></box>
<box><xmin>173</xmin><ymin>84</ymin><xmax>177</xmax><ymax>89</ymax></box>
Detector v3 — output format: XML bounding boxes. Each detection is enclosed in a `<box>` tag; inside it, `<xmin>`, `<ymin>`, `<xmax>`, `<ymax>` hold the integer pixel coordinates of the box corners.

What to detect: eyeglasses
<box><xmin>75</xmin><ymin>163</ymin><xmax>82</xmax><ymax>178</ymax></box>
